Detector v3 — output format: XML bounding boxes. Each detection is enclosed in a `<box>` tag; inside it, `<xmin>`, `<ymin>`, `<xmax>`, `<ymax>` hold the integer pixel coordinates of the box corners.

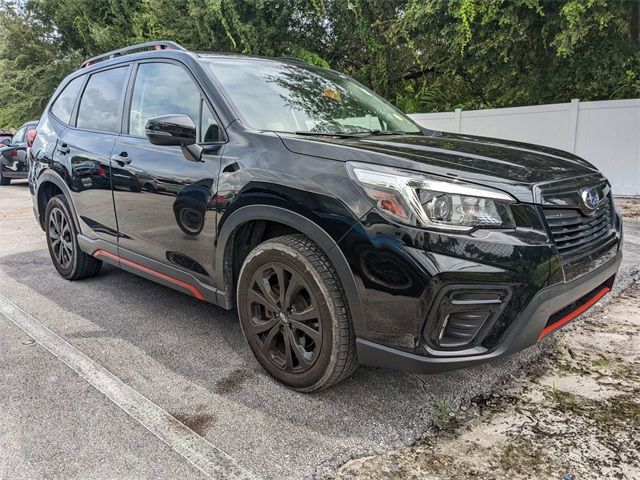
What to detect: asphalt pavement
<box><xmin>1</xmin><ymin>180</ymin><xmax>638</xmax><ymax>479</ymax></box>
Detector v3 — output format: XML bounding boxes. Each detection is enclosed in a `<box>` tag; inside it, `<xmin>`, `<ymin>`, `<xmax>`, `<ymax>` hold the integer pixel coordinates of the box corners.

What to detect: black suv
<box><xmin>29</xmin><ymin>41</ymin><xmax>622</xmax><ymax>391</ymax></box>
<box><xmin>1</xmin><ymin>120</ymin><xmax>37</xmax><ymax>185</ymax></box>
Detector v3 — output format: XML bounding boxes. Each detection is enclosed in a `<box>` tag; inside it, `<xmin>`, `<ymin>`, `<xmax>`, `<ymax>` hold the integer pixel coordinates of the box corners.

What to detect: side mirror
<box><xmin>145</xmin><ymin>114</ymin><xmax>196</xmax><ymax>147</ymax></box>
<box><xmin>1</xmin><ymin>138</ymin><xmax>11</xmax><ymax>146</ymax></box>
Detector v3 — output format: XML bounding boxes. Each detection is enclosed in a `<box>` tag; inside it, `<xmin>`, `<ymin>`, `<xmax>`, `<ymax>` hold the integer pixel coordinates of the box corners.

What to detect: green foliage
<box><xmin>291</xmin><ymin>49</ymin><xmax>330</xmax><ymax>68</ymax></box>
<box><xmin>0</xmin><ymin>1</ymin><xmax>81</xmax><ymax>128</ymax></box>
<box><xmin>0</xmin><ymin>0</ymin><xmax>638</xmax><ymax>128</ymax></box>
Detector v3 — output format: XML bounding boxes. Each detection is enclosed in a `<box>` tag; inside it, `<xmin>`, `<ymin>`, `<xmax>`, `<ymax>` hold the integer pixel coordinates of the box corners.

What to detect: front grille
<box><xmin>543</xmin><ymin>197</ymin><xmax>615</xmax><ymax>264</ymax></box>
<box><xmin>537</xmin><ymin>173</ymin><xmax>607</xmax><ymax>207</ymax></box>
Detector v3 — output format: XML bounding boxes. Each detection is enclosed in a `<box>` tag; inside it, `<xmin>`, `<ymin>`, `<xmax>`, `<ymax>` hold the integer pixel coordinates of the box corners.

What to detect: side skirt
<box><xmin>77</xmin><ymin>234</ymin><xmax>227</xmax><ymax>307</ymax></box>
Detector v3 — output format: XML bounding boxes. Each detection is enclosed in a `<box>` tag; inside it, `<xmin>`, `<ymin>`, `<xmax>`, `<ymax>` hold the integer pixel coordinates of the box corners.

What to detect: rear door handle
<box><xmin>58</xmin><ymin>144</ymin><xmax>70</xmax><ymax>155</ymax></box>
<box><xmin>111</xmin><ymin>152</ymin><xmax>131</xmax><ymax>166</ymax></box>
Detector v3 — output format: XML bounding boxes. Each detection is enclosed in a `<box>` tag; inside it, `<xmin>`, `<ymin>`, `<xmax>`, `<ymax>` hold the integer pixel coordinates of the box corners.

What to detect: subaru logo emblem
<box><xmin>581</xmin><ymin>188</ymin><xmax>600</xmax><ymax>211</ymax></box>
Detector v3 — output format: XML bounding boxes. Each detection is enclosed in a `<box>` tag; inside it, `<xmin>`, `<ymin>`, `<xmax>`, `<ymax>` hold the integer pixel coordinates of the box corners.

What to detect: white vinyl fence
<box><xmin>409</xmin><ymin>98</ymin><xmax>640</xmax><ymax>196</ymax></box>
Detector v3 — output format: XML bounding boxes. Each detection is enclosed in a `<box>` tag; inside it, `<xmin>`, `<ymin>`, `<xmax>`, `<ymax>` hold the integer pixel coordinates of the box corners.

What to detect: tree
<box><xmin>0</xmin><ymin>0</ymin><xmax>638</xmax><ymax>129</ymax></box>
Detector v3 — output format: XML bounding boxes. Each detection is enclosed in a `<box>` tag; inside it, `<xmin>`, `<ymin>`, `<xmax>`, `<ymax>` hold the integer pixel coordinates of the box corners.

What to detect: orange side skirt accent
<box><xmin>93</xmin><ymin>249</ymin><xmax>205</xmax><ymax>301</ymax></box>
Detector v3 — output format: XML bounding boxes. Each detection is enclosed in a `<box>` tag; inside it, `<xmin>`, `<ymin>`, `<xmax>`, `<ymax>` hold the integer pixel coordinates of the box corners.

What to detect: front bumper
<box><xmin>356</xmin><ymin>248</ymin><xmax>621</xmax><ymax>373</ymax></box>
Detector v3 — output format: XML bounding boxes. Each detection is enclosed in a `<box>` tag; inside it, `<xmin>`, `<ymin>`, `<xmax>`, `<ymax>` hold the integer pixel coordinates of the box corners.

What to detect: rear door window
<box><xmin>77</xmin><ymin>67</ymin><xmax>129</xmax><ymax>133</ymax></box>
<box><xmin>51</xmin><ymin>76</ymin><xmax>84</xmax><ymax>125</ymax></box>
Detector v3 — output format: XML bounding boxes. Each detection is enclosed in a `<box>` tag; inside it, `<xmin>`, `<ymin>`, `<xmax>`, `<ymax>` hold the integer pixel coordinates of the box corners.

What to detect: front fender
<box><xmin>214</xmin><ymin>204</ymin><xmax>368</xmax><ymax>338</ymax></box>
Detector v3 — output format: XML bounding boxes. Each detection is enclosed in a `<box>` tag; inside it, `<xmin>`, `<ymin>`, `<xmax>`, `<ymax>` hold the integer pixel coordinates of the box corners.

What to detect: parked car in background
<box><xmin>0</xmin><ymin>130</ymin><xmax>13</xmax><ymax>146</ymax></box>
<box><xmin>1</xmin><ymin>120</ymin><xmax>37</xmax><ymax>185</ymax></box>
<box><xmin>28</xmin><ymin>41</ymin><xmax>622</xmax><ymax>392</ymax></box>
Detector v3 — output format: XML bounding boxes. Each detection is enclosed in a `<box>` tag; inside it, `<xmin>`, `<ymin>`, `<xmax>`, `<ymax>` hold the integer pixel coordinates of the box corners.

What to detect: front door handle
<box><xmin>111</xmin><ymin>152</ymin><xmax>131</xmax><ymax>166</ymax></box>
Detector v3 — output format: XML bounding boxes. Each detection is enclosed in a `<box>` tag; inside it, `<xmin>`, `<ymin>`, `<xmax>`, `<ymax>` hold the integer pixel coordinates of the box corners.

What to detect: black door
<box><xmin>112</xmin><ymin>61</ymin><xmax>224</xmax><ymax>279</ymax></box>
<box><xmin>56</xmin><ymin>65</ymin><xmax>131</xmax><ymax>242</ymax></box>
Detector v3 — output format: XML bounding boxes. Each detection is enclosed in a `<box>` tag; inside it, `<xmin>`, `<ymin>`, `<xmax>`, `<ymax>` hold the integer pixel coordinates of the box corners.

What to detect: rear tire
<box><xmin>237</xmin><ymin>234</ymin><xmax>357</xmax><ymax>392</ymax></box>
<box><xmin>45</xmin><ymin>194</ymin><xmax>102</xmax><ymax>280</ymax></box>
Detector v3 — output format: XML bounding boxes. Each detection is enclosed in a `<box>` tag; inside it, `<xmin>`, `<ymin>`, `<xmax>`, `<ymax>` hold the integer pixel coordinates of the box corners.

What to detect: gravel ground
<box><xmin>331</xmin><ymin>198</ymin><xmax>640</xmax><ymax>480</ymax></box>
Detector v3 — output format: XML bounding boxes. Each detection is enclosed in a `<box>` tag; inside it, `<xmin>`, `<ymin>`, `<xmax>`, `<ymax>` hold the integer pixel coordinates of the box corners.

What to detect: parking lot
<box><xmin>1</xmin><ymin>180</ymin><xmax>639</xmax><ymax>480</ymax></box>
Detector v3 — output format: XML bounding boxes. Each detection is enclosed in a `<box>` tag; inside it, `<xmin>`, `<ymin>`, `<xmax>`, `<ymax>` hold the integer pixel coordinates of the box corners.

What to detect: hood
<box><xmin>278</xmin><ymin>131</ymin><xmax>600</xmax><ymax>203</ymax></box>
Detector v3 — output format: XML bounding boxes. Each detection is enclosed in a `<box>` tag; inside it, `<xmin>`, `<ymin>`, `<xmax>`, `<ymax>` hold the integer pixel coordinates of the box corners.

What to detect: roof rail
<box><xmin>80</xmin><ymin>41</ymin><xmax>187</xmax><ymax>69</ymax></box>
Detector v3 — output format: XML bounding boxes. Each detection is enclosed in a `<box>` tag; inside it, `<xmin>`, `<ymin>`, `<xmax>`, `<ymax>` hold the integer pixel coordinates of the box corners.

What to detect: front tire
<box><xmin>237</xmin><ymin>234</ymin><xmax>357</xmax><ymax>392</ymax></box>
<box><xmin>45</xmin><ymin>194</ymin><xmax>102</xmax><ymax>280</ymax></box>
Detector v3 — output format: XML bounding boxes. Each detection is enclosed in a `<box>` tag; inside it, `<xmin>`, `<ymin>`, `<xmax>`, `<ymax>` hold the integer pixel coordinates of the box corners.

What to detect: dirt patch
<box><xmin>171</xmin><ymin>412</ymin><xmax>216</xmax><ymax>436</ymax></box>
<box><xmin>616</xmin><ymin>198</ymin><xmax>640</xmax><ymax>219</ymax></box>
<box><xmin>330</xmin><ymin>282</ymin><xmax>640</xmax><ymax>480</ymax></box>
<box><xmin>215</xmin><ymin>368</ymin><xmax>252</xmax><ymax>395</ymax></box>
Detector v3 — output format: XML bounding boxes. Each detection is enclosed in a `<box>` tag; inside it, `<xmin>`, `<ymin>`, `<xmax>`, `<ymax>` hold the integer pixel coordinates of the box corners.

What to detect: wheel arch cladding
<box><xmin>215</xmin><ymin>205</ymin><xmax>367</xmax><ymax>338</ymax></box>
<box><xmin>36</xmin><ymin>172</ymin><xmax>78</xmax><ymax>231</ymax></box>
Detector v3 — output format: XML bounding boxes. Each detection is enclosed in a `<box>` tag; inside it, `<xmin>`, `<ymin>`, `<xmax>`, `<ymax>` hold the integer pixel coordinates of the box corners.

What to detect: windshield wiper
<box><xmin>294</xmin><ymin>129</ymin><xmax>414</xmax><ymax>138</ymax></box>
<box><xmin>368</xmin><ymin>129</ymin><xmax>414</xmax><ymax>135</ymax></box>
<box><xmin>294</xmin><ymin>130</ymin><xmax>369</xmax><ymax>138</ymax></box>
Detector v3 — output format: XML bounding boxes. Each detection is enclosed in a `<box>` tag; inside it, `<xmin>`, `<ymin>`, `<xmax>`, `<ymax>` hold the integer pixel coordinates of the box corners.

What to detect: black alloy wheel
<box><xmin>45</xmin><ymin>194</ymin><xmax>102</xmax><ymax>280</ymax></box>
<box><xmin>237</xmin><ymin>234</ymin><xmax>357</xmax><ymax>392</ymax></box>
<box><xmin>48</xmin><ymin>206</ymin><xmax>74</xmax><ymax>270</ymax></box>
<box><xmin>247</xmin><ymin>262</ymin><xmax>322</xmax><ymax>373</ymax></box>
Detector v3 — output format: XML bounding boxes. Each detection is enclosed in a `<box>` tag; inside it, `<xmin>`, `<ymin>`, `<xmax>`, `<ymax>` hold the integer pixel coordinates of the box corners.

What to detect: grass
<box><xmin>549</xmin><ymin>388</ymin><xmax>640</xmax><ymax>430</ymax></box>
<box><xmin>431</xmin><ymin>400</ymin><xmax>451</xmax><ymax>425</ymax></box>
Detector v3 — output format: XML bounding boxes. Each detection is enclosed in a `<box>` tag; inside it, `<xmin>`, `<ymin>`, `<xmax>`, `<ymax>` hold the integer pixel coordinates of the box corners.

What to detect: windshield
<box><xmin>206</xmin><ymin>59</ymin><xmax>421</xmax><ymax>135</ymax></box>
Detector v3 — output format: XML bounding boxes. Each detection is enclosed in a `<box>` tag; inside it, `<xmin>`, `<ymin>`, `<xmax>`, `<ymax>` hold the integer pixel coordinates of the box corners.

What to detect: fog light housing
<box><xmin>424</xmin><ymin>286</ymin><xmax>511</xmax><ymax>351</ymax></box>
<box><xmin>439</xmin><ymin>311</ymin><xmax>491</xmax><ymax>348</ymax></box>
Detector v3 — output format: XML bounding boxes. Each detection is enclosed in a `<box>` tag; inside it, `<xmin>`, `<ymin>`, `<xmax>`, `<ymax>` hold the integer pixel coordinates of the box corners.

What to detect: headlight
<box><xmin>347</xmin><ymin>162</ymin><xmax>516</xmax><ymax>232</ymax></box>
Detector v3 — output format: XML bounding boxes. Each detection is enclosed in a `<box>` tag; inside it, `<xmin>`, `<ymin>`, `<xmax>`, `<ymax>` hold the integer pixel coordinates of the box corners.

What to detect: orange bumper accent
<box><xmin>538</xmin><ymin>285</ymin><xmax>610</xmax><ymax>341</ymax></box>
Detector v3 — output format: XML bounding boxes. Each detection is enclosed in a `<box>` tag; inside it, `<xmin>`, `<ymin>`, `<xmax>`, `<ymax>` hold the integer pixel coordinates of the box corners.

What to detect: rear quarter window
<box><xmin>51</xmin><ymin>75</ymin><xmax>85</xmax><ymax>124</ymax></box>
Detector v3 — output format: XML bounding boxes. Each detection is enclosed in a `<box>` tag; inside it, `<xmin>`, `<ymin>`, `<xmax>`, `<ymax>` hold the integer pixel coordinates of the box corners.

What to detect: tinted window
<box><xmin>51</xmin><ymin>76</ymin><xmax>84</xmax><ymax>124</ymax></box>
<box><xmin>77</xmin><ymin>67</ymin><xmax>129</xmax><ymax>133</ymax></box>
<box><xmin>12</xmin><ymin>127</ymin><xmax>26</xmax><ymax>144</ymax></box>
<box><xmin>129</xmin><ymin>62</ymin><xmax>200</xmax><ymax>137</ymax></box>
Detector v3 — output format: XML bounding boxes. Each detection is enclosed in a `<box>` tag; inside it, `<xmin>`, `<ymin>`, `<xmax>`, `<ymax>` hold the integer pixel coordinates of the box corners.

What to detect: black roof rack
<box><xmin>80</xmin><ymin>40</ymin><xmax>187</xmax><ymax>69</ymax></box>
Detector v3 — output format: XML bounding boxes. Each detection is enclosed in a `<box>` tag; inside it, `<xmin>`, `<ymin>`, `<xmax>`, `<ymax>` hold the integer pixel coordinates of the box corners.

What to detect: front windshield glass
<box><xmin>206</xmin><ymin>59</ymin><xmax>421</xmax><ymax>135</ymax></box>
